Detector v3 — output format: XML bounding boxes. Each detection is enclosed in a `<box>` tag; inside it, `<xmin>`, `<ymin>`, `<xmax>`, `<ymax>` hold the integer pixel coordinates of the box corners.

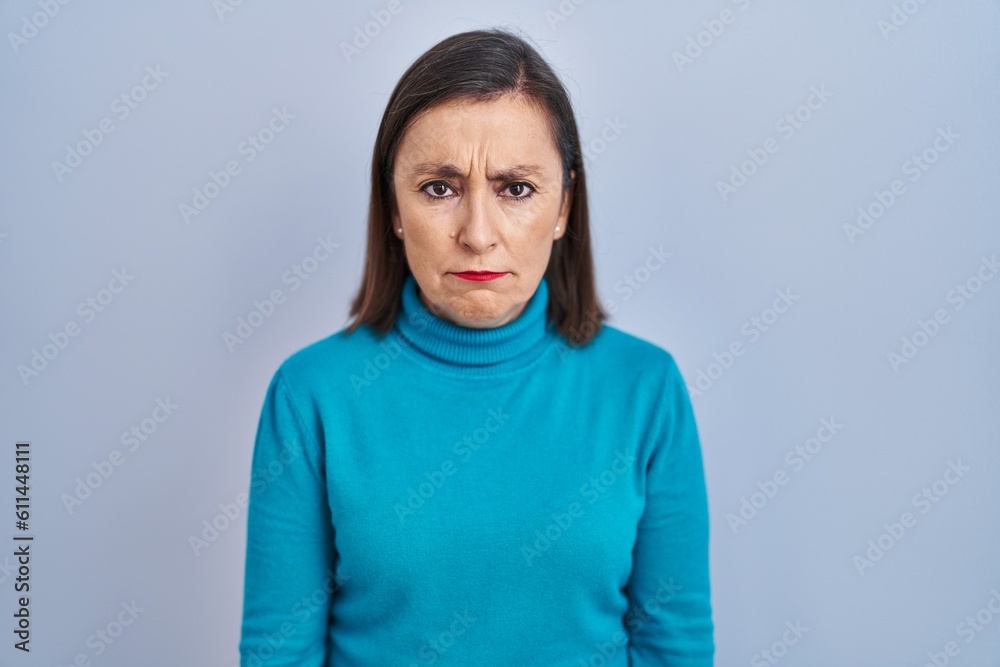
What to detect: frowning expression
<box><xmin>392</xmin><ymin>94</ymin><xmax>574</xmax><ymax>328</ymax></box>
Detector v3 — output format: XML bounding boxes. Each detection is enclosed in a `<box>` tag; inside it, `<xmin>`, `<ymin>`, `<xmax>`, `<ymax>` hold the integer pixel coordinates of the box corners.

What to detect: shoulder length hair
<box><xmin>346</xmin><ymin>27</ymin><xmax>607</xmax><ymax>347</ymax></box>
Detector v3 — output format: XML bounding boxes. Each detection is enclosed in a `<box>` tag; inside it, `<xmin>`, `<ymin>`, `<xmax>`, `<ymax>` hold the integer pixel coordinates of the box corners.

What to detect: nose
<box><xmin>456</xmin><ymin>186</ymin><xmax>499</xmax><ymax>254</ymax></box>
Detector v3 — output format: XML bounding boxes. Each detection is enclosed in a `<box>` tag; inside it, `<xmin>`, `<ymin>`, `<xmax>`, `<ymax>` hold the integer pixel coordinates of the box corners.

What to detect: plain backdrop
<box><xmin>1</xmin><ymin>1</ymin><xmax>999</xmax><ymax>665</ymax></box>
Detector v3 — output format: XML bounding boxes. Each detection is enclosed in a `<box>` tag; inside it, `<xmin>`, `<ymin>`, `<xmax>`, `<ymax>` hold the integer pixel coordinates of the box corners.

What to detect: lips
<box><xmin>451</xmin><ymin>271</ymin><xmax>508</xmax><ymax>282</ymax></box>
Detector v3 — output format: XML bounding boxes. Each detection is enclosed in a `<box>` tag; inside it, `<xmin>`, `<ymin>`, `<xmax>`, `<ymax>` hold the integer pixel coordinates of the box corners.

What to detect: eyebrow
<box><xmin>407</xmin><ymin>162</ymin><xmax>545</xmax><ymax>182</ymax></box>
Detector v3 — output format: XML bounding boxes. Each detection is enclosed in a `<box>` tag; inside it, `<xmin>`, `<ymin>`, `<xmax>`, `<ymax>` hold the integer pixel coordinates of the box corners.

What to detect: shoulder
<box><xmin>584</xmin><ymin>323</ymin><xmax>686</xmax><ymax>385</ymax></box>
<box><xmin>556</xmin><ymin>322</ymin><xmax>690</xmax><ymax>410</ymax></box>
<box><xmin>583</xmin><ymin>325</ymin><xmax>698</xmax><ymax>461</ymax></box>
<box><xmin>590</xmin><ymin>323</ymin><xmax>676</xmax><ymax>362</ymax></box>
<box><xmin>269</xmin><ymin>323</ymin><xmax>387</xmax><ymax>397</ymax></box>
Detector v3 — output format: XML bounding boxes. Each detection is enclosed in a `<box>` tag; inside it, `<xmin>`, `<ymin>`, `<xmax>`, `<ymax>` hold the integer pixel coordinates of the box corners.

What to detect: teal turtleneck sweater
<box><xmin>238</xmin><ymin>273</ymin><xmax>714</xmax><ymax>666</ymax></box>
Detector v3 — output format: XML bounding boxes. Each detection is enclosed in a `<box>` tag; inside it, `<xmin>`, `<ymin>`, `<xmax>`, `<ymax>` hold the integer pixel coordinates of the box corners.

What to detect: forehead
<box><xmin>395</xmin><ymin>95</ymin><xmax>560</xmax><ymax>169</ymax></box>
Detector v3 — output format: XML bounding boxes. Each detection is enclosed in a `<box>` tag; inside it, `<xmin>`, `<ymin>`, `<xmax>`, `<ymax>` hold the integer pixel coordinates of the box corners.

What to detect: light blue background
<box><xmin>1</xmin><ymin>1</ymin><xmax>998</xmax><ymax>665</ymax></box>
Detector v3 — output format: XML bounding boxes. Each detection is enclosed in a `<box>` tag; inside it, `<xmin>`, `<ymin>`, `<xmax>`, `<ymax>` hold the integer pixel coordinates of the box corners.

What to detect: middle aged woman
<box><xmin>239</xmin><ymin>27</ymin><xmax>714</xmax><ymax>667</ymax></box>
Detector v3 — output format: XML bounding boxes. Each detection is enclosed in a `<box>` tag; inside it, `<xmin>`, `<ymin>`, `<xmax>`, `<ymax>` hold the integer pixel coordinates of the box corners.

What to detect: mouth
<box><xmin>450</xmin><ymin>271</ymin><xmax>509</xmax><ymax>282</ymax></box>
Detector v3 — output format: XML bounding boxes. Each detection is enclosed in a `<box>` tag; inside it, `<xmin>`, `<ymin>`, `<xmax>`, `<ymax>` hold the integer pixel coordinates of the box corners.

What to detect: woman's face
<box><xmin>392</xmin><ymin>94</ymin><xmax>574</xmax><ymax>329</ymax></box>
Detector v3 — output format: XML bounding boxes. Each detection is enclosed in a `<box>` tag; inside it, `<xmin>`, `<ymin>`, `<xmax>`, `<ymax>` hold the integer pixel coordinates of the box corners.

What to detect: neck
<box><xmin>393</xmin><ymin>272</ymin><xmax>557</xmax><ymax>376</ymax></box>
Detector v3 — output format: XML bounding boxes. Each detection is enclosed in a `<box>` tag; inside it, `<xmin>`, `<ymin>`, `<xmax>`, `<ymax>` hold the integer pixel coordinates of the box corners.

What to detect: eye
<box><xmin>503</xmin><ymin>182</ymin><xmax>536</xmax><ymax>201</ymax></box>
<box><xmin>421</xmin><ymin>181</ymin><xmax>455</xmax><ymax>199</ymax></box>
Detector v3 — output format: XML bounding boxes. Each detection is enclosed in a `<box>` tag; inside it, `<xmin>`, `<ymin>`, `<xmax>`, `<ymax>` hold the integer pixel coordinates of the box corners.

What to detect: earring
<box><xmin>555</xmin><ymin>226</ymin><xmax>560</xmax><ymax>231</ymax></box>
<box><xmin>397</xmin><ymin>228</ymin><xmax>402</xmax><ymax>233</ymax></box>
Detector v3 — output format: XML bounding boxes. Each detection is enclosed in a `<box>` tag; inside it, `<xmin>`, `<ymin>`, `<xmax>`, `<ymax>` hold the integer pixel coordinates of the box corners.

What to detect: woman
<box><xmin>239</xmin><ymin>28</ymin><xmax>714</xmax><ymax>666</ymax></box>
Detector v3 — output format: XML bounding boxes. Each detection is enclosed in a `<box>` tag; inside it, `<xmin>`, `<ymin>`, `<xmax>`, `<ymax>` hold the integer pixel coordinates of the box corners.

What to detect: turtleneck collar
<box><xmin>392</xmin><ymin>272</ymin><xmax>556</xmax><ymax>376</ymax></box>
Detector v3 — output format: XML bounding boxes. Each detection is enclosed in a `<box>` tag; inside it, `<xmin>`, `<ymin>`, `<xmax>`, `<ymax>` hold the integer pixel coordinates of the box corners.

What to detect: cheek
<box><xmin>396</xmin><ymin>200</ymin><xmax>434</xmax><ymax>240</ymax></box>
<box><xmin>483</xmin><ymin>201</ymin><xmax>555</xmax><ymax>236</ymax></box>
<box><xmin>398</xmin><ymin>191</ymin><xmax>452</xmax><ymax>223</ymax></box>
<box><xmin>509</xmin><ymin>226</ymin><xmax>555</xmax><ymax>263</ymax></box>
<box><xmin>397</xmin><ymin>206</ymin><xmax>447</xmax><ymax>258</ymax></box>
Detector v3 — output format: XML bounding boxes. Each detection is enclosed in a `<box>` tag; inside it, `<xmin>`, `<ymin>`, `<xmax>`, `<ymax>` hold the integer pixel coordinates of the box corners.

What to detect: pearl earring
<box><xmin>555</xmin><ymin>226</ymin><xmax>560</xmax><ymax>231</ymax></box>
<box><xmin>397</xmin><ymin>228</ymin><xmax>402</xmax><ymax>233</ymax></box>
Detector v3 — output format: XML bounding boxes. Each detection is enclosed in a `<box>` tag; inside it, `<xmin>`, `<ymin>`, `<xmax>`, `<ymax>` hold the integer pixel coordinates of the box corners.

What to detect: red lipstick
<box><xmin>451</xmin><ymin>271</ymin><xmax>508</xmax><ymax>282</ymax></box>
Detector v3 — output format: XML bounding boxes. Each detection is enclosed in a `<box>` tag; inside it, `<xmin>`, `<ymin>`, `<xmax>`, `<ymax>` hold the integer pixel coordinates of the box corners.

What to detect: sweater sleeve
<box><xmin>626</xmin><ymin>355</ymin><xmax>714</xmax><ymax>666</ymax></box>
<box><xmin>238</xmin><ymin>368</ymin><xmax>337</xmax><ymax>666</ymax></box>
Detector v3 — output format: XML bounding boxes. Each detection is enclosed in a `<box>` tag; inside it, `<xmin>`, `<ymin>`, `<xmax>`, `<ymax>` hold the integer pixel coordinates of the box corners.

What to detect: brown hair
<box><xmin>345</xmin><ymin>27</ymin><xmax>607</xmax><ymax>347</ymax></box>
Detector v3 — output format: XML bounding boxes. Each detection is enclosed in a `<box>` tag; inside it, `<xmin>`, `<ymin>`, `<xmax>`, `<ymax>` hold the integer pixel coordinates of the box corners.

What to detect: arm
<box><xmin>238</xmin><ymin>368</ymin><xmax>338</xmax><ymax>666</ymax></box>
<box><xmin>626</xmin><ymin>355</ymin><xmax>714</xmax><ymax>666</ymax></box>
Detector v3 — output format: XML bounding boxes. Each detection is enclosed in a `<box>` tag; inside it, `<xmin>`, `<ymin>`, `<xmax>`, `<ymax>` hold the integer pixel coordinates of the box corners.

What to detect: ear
<box><xmin>555</xmin><ymin>169</ymin><xmax>576</xmax><ymax>239</ymax></box>
<box><xmin>391</xmin><ymin>201</ymin><xmax>402</xmax><ymax>238</ymax></box>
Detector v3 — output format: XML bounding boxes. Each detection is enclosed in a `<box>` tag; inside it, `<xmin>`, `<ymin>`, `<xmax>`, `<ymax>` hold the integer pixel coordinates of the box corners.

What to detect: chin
<box><xmin>453</xmin><ymin>297</ymin><xmax>508</xmax><ymax>325</ymax></box>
